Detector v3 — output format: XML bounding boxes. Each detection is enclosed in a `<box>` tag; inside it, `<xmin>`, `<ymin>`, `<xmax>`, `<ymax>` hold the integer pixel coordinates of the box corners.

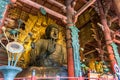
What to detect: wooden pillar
<box><xmin>66</xmin><ymin>0</ymin><xmax>74</xmax><ymax>80</ymax></box>
<box><xmin>97</xmin><ymin>0</ymin><xmax>117</xmax><ymax>73</ymax></box>
<box><xmin>65</xmin><ymin>0</ymin><xmax>75</xmax><ymax>79</ymax></box>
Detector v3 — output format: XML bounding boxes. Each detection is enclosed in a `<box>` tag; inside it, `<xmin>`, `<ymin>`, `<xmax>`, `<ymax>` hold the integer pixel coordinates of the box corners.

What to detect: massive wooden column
<box><xmin>97</xmin><ymin>0</ymin><xmax>117</xmax><ymax>73</ymax></box>
<box><xmin>65</xmin><ymin>0</ymin><xmax>96</xmax><ymax>79</ymax></box>
<box><xmin>65</xmin><ymin>0</ymin><xmax>75</xmax><ymax>79</ymax></box>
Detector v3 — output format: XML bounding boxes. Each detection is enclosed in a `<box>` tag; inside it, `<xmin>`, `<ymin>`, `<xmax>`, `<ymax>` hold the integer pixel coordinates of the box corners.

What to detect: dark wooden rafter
<box><xmin>82</xmin><ymin>0</ymin><xmax>95</xmax><ymax>8</ymax></box>
<box><xmin>112</xmin><ymin>30</ymin><xmax>120</xmax><ymax>44</ymax></box>
<box><xmin>75</xmin><ymin>0</ymin><xmax>96</xmax><ymax>17</ymax></box>
<box><xmin>84</xmin><ymin>49</ymin><xmax>96</xmax><ymax>56</ymax></box>
<box><xmin>18</xmin><ymin>0</ymin><xmax>67</xmax><ymax>20</ymax></box>
<box><xmin>111</xmin><ymin>16</ymin><xmax>118</xmax><ymax>23</ymax></box>
<box><xmin>104</xmin><ymin>1</ymin><xmax>119</xmax><ymax>26</ymax></box>
<box><xmin>113</xmin><ymin>0</ymin><xmax>120</xmax><ymax>26</ymax></box>
<box><xmin>104</xmin><ymin>0</ymin><xmax>120</xmax><ymax>26</ymax></box>
<box><xmin>107</xmin><ymin>15</ymin><xmax>119</xmax><ymax>27</ymax></box>
<box><xmin>103</xmin><ymin>0</ymin><xmax>112</xmax><ymax>16</ymax></box>
<box><xmin>46</xmin><ymin>0</ymin><xmax>66</xmax><ymax>12</ymax></box>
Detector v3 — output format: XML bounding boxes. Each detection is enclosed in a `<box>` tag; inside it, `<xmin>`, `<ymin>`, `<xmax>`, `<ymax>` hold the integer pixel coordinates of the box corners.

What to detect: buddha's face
<box><xmin>50</xmin><ymin>27</ymin><xmax>59</xmax><ymax>40</ymax></box>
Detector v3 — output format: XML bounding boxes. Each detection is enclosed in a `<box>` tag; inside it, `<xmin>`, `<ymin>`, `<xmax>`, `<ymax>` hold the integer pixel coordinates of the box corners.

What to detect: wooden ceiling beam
<box><xmin>111</xmin><ymin>16</ymin><xmax>118</xmax><ymax>23</ymax></box>
<box><xmin>75</xmin><ymin>0</ymin><xmax>96</xmax><ymax>17</ymax></box>
<box><xmin>18</xmin><ymin>0</ymin><xmax>67</xmax><ymax>20</ymax></box>
<box><xmin>46</xmin><ymin>0</ymin><xmax>77</xmax><ymax>14</ymax></box>
<box><xmin>113</xmin><ymin>0</ymin><xmax>120</xmax><ymax>26</ymax></box>
<box><xmin>46</xmin><ymin>0</ymin><xmax>66</xmax><ymax>10</ymax></box>
<box><xmin>84</xmin><ymin>49</ymin><xmax>96</xmax><ymax>56</ymax></box>
<box><xmin>82</xmin><ymin>0</ymin><xmax>95</xmax><ymax>8</ymax></box>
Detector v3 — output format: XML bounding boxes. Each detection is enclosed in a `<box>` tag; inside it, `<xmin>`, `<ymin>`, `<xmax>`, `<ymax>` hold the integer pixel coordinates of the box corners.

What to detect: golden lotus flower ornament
<box><xmin>6</xmin><ymin>41</ymin><xmax>24</xmax><ymax>67</ymax></box>
<box><xmin>6</xmin><ymin>42</ymin><xmax>24</xmax><ymax>54</ymax></box>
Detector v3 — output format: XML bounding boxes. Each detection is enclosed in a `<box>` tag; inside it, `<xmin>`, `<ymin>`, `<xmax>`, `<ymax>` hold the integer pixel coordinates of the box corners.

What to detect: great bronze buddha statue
<box><xmin>29</xmin><ymin>24</ymin><xmax>67</xmax><ymax>67</ymax></box>
<box><xmin>18</xmin><ymin>24</ymin><xmax>67</xmax><ymax>78</ymax></box>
